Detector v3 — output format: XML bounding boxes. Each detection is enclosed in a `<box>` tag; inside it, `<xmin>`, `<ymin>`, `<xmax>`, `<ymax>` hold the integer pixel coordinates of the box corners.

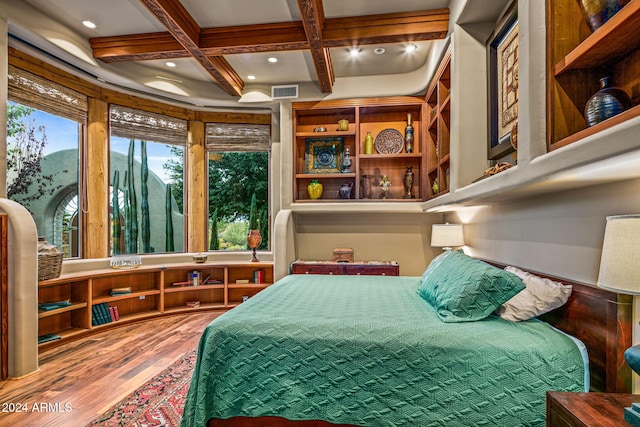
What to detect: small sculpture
<box><xmin>379</xmin><ymin>175</ymin><xmax>391</xmax><ymax>199</ymax></box>
<box><xmin>403</xmin><ymin>167</ymin><xmax>415</xmax><ymax>199</ymax></box>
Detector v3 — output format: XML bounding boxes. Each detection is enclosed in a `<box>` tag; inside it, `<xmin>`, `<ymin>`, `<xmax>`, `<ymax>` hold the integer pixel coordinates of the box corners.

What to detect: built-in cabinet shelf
<box><xmin>37</xmin><ymin>261</ymin><xmax>273</xmax><ymax>351</ymax></box>
<box><xmin>425</xmin><ymin>49</ymin><xmax>451</xmax><ymax>199</ymax></box>
<box><xmin>547</xmin><ymin>0</ymin><xmax>640</xmax><ymax>150</ymax></box>
<box><xmin>292</xmin><ymin>98</ymin><xmax>427</xmax><ymax>202</ymax></box>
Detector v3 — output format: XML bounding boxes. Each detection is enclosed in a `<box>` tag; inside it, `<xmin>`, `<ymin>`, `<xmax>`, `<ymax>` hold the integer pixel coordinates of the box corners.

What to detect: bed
<box><xmin>180</xmin><ymin>255</ymin><xmax>632</xmax><ymax>427</ymax></box>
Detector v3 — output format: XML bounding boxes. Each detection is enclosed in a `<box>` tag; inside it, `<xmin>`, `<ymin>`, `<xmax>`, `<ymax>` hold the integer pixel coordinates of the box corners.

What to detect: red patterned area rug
<box><xmin>87</xmin><ymin>348</ymin><xmax>197</xmax><ymax>427</ymax></box>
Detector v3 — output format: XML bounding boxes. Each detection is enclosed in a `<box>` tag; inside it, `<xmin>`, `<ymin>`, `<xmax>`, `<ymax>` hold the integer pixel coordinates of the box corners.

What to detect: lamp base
<box><xmin>625</xmin><ymin>403</ymin><xmax>640</xmax><ymax>427</ymax></box>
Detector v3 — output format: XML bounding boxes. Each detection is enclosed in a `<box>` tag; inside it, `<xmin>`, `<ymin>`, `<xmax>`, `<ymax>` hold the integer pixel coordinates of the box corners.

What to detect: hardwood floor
<box><xmin>0</xmin><ymin>311</ymin><xmax>224</xmax><ymax>427</ymax></box>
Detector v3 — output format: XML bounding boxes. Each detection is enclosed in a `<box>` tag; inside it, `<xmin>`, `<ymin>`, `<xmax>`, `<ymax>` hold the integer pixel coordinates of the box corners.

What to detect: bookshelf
<box><xmin>292</xmin><ymin>97</ymin><xmax>427</xmax><ymax>202</ymax></box>
<box><xmin>547</xmin><ymin>0</ymin><xmax>640</xmax><ymax>151</ymax></box>
<box><xmin>37</xmin><ymin>261</ymin><xmax>274</xmax><ymax>351</ymax></box>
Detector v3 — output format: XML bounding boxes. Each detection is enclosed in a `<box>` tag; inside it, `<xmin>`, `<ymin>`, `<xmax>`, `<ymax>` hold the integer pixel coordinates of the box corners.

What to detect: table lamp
<box><xmin>596</xmin><ymin>214</ymin><xmax>640</xmax><ymax>426</ymax></box>
<box><xmin>430</xmin><ymin>223</ymin><xmax>465</xmax><ymax>252</ymax></box>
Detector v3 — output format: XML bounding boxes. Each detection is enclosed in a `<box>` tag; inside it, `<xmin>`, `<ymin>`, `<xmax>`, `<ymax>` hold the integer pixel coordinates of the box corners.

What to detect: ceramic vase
<box><xmin>584</xmin><ymin>76</ymin><xmax>631</xmax><ymax>127</ymax></box>
<box><xmin>338</xmin><ymin>182</ymin><xmax>353</xmax><ymax>199</ymax></box>
<box><xmin>580</xmin><ymin>0</ymin><xmax>630</xmax><ymax>32</ymax></box>
<box><xmin>360</xmin><ymin>174</ymin><xmax>372</xmax><ymax>199</ymax></box>
<box><xmin>404</xmin><ymin>113</ymin><xmax>414</xmax><ymax>153</ymax></box>
<box><xmin>307</xmin><ymin>180</ymin><xmax>323</xmax><ymax>199</ymax></box>
<box><xmin>364</xmin><ymin>132</ymin><xmax>373</xmax><ymax>154</ymax></box>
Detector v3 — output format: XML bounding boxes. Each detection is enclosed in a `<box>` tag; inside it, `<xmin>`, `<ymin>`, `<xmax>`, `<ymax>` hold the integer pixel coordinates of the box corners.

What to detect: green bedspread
<box><xmin>181</xmin><ymin>274</ymin><xmax>585</xmax><ymax>427</ymax></box>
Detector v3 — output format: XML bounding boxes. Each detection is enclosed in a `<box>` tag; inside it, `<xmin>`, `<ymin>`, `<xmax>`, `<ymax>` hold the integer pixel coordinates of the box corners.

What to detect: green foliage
<box><xmin>258</xmin><ymin>207</ymin><xmax>268</xmax><ymax>250</ymax></box>
<box><xmin>162</xmin><ymin>146</ymin><xmax>184</xmax><ymax>212</ymax></box>
<box><xmin>165</xmin><ymin>184</ymin><xmax>175</xmax><ymax>252</ymax></box>
<box><xmin>209</xmin><ymin>209</ymin><xmax>220</xmax><ymax>250</ymax></box>
<box><xmin>6</xmin><ymin>103</ymin><xmax>65</xmax><ymax>206</ymax></box>
<box><xmin>248</xmin><ymin>193</ymin><xmax>258</xmax><ymax>230</ymax></box>
<box><xmin>221</xmin><ymin>221</ymin><xmax>249</xmax><ymax>250</ymax></box>
<box><xmin>163</xmin><ymin>149</ymin><xmax>269</xmax><ymax>250</ymax></box>
<box><xmin>208</xmin><ymin>152</ymin><xmax>268</xmax><ymax>223</ymax></box>
<box><xmin>126</xmin><ymin>139</ymin><xmax>138</xmax><ymax>253</ymax></box>
<box><xmin>140</xmin><ymin>140</ymin><xmax>153</xmax><ymax>253</ymax></box>
<box><xmin>111</xmin><ymin>171</ymin><xmax>122</xmax><ymax>255</ymax></box>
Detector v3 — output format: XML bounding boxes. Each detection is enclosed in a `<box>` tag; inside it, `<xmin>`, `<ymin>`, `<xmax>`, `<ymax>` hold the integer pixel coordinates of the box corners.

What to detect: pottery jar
<box><xmin>307</xmin><ymin>180</ymin><xmax>323</xmax><ymax>199</ymax></box>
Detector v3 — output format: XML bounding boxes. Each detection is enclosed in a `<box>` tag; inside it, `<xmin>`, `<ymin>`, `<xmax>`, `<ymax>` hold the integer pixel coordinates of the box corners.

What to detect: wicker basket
<box><xmin>37</xmin><ymin>237</ymin><xmax>63</xmax><ymax>281</ymax></box>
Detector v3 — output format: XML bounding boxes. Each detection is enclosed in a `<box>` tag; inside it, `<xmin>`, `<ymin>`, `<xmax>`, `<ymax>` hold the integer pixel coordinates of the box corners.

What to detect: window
<box><xmin>109</xmin><ymin>105</ymin><xmax>187</xmax><ymax>255</ymax></box>
<box><xmin>6</xmin><ymin>65</ymin><xmax>85</xmax><ymax>258</ymax></box>
<box><xmin>205</xmin><ymin>123</ymin><xmax>270</xmax><ymax>251</ymax></box>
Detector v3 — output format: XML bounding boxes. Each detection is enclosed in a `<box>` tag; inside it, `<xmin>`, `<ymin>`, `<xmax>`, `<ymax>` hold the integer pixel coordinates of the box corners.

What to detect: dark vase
<box><xmin>580</xmin><ymin>0</ymin><xmax>630</xmax><ymax>32</ymax></box>
<box><xmin>584</xmin><ymin>76</ymin><xmax>631</xmax><ymax>127</ymax></box>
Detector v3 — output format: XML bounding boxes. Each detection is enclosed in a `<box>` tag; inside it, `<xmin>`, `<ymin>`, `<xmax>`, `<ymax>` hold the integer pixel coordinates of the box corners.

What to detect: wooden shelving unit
<box><xmin>292</xmin><ymin>97</ymin><xmax>427</xmax><ymax>202</ymax></box>
<box><xmin>37</xmin><ymin>261</ymin><xmax>274</xmax><ymax>351</ymax></box>
<box><xmin>425</xmin><ymin>49</ymin><xmax>451</xmax><ymax>199</ymax></box>
<box><xmin>547</xmin><ymin>0</ymin><xmax>640</xmax><ymax>151</ymax></box>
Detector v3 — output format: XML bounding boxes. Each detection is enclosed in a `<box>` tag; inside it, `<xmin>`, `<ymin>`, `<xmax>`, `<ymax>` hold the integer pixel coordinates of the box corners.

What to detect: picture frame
<box><xmin>305</xmin><ymin>137</ymin><xmax>343</xmax><ymax>174</ymax></box>
<box><xmin>488</xmin><ymin>2</ymin><xmax>518</xmax><ymax>160</ymax></box>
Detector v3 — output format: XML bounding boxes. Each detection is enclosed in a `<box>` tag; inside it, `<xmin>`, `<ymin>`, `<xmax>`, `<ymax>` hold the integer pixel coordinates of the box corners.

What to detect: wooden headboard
<box><xmin>488</xmin><ymin>262</ymin><xmax>633</xmax><ymax>393</ymax></box>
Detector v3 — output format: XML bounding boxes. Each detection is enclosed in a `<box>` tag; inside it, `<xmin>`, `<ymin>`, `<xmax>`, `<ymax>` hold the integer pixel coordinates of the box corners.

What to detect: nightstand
<box><xmin>290</xmin><ymin>260</ymin><xmax>399</xmax><ymax>276</ymax></box>
<box><xmin>546</xmin><ymin>391</ymin><xmax>636</xmax><ymax>426</ymax></box>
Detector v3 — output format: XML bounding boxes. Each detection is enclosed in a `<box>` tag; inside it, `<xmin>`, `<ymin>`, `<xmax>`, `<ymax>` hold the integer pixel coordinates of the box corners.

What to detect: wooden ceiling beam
<box><xmin>199</xmin><ymin>22</ymin><xmax>309</xmax><ymax>55</ymax></box>
<box><xmin>138</xmin><ymin>0</ymin><xmax>243</xmax><ymax>96</ymax></box>
<box><xmin>297</xmin><ymin>0</ymin><xmax>334</xmax><ymax>93</ymax></box>
<box><xmin>90</xmin><ymin>32</ymin><xmax>189</xmax><ymax>63</ymax></box>
<box><xmin>322</xmin><ymin>9</ymin><xmax>450</xmax><ymax>47</ymax></box>
<box><xmin>90</xmin><ymin>10</ymin><xmax>449</xmax><ymax>60</ymax></box>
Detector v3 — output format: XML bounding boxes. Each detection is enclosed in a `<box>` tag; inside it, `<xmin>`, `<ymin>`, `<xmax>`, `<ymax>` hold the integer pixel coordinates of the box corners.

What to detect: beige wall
<box><xmin>445</xmin><ymin>178</ymin><xmax>640</xmax><ymax>284</ymax></box>
<box><xmin>292</xmin><ymin>212</ymin><xmax>442</xmax><ymax>277</ymax></box>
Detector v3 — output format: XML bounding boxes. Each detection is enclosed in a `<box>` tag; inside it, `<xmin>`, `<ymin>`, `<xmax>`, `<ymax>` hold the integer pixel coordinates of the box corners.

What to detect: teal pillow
<box><xmin>418</xmin><ymin>251</ymin><xmax>525</xmax><ymax>322</ymax></box>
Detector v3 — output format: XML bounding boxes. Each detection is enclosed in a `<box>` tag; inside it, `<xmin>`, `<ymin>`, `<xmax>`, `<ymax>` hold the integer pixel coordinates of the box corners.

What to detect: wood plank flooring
<box><xmin>0</xmin><ymin>311</ymin><xmax>224</xmax><ymax>427</ymax></box>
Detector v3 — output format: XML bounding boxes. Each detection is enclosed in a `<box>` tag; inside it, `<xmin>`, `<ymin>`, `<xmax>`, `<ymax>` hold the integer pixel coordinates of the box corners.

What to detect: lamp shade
<box><xmin>596</xmin><ymin>214</ymin><xmax>640</xmax><ymax>294</ymax></box>
<box><xmin>431</xmin><ymin>223</ymin><xmax>465</xmax><ymax>248</ymax></box>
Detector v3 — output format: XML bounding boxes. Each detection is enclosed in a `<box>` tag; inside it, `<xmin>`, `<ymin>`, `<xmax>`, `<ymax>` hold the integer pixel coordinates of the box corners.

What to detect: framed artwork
<box><xmin>305</xmin><ymin>137</ymin><xmax>343</xmax><ymax>174</ymax></box>
<box><xmin>488</xmin><ymin>3</ymin><xmax>518</xmax><ymax>160</ymax></box>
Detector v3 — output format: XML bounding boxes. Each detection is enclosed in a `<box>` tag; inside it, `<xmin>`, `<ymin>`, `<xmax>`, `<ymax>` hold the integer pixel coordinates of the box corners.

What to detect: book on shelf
<box><xmin>185</xmin><ymin>300</ymin><xmax>200</xmax><ymax>308</ymax></box>
<box><xmin>253</xmin><ymin>269</ymin><xmax>265</xmax><ymax>284</ymax></box>
<box><xmin>92</xmin><ymin>302</ymin><xmax>113</xmax><ymax>326</ymax></box>
<box><xmin>38</xmin><ymin>300</ymin><xmax>72</xmax><ymax>311</ymax></box>
<box><xmin>172</xmin><ymin>278</ymin><xmax>223</xmax><ymax>287</ymax></box>
<box><xmin>110</xmin><ymin>287</ymin><xmax>132</xmax><ymax>296</ymax></box>
<box><xmin>109</xmin><ymin>305</ymin><xmax>120</xmax><ymax>321</ymax></box>
<box><xmin>235</xmin><ymin>279</ymin><xmax>250</xmax><ymax>284</ymax></box>
<box><xmin>38</xmin><ymin>333</ymin><xmax>62</xmax><ymax>344</ymax></box>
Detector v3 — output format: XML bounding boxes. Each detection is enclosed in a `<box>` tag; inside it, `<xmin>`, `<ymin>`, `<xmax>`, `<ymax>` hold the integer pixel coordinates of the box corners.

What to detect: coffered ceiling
<box><xmin>2</xmin><ymin>0</ymin><xmax>462</xmax><ymax>108</ymax></box>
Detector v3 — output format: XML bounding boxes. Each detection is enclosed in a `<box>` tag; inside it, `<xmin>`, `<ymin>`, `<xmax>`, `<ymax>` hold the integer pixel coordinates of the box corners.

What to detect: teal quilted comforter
<box><xmin>181</xmin><ymin>274</ymin><xmax>585</xmax><ymax>427</ymax></box>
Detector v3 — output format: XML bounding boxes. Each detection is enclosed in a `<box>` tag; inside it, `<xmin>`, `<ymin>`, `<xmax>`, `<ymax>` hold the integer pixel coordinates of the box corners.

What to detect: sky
<box><xmin>8</xmin><ymin>104</ymin><xmax>178</xmax><ymax>183</ymax></box>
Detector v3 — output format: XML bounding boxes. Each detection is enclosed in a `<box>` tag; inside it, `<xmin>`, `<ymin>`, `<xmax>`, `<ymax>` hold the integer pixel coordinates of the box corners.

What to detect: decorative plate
<box><xmin>305</xmin><ymin>137</ymin><xmax>344</xmax><ymax>173</ymax></box>
<box><xmin>374</xmin><ymin>128</ymin><xmax>404</xmax><ymax>154</ymax></box>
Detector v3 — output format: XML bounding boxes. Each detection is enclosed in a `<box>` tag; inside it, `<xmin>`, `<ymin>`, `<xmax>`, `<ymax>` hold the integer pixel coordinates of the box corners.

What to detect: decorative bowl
<box><xmin>193</xmin><ymin>253</ymin><xmax>208</xmax><ymax>263</ymax></box>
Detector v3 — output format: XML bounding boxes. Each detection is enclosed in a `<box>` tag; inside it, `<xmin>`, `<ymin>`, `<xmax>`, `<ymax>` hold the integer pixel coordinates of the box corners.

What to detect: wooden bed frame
<box><xmin>206</xmin><ymin>266</ymin><xmax>633</xmax><ymax>427</ymax></box>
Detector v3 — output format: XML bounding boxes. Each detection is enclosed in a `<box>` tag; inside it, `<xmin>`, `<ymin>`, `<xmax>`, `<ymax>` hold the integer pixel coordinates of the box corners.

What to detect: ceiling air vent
<box><xmin>271</xmin><ymin>84</ymin><xmax>299</xmax><ymax>99</ymax></box>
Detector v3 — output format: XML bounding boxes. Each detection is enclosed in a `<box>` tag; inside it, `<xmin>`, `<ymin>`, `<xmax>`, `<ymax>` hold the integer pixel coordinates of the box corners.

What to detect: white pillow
<box><xmin>494</xmin><ymin>266</ymin><xmax>572</xmax><ymax>321</ymax></box>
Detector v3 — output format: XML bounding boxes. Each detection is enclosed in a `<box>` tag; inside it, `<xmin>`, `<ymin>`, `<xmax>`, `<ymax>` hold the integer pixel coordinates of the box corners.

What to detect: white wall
<box><xmin>447</xmin><ymin>178</ymin><xmax>640</xmax><ymax>283</ymax></box>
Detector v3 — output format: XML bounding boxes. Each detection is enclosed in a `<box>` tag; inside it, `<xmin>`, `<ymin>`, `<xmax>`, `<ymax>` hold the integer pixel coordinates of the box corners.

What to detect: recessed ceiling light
<box><xmin>82</xmin><ymin>20</ymin><xmax>96</xmax><ymax>29</ymax></box>
<box><xmin>268</xmin><ymin>57</ymin><xmax>278</xmax><ymax>63</ymax></box>
<box><xmin>247</xmin><ymin>75</ymin><xmax>256</xmax><ymax>80</ymax></box>
<box><xmin>405</xmin><ymin>43</ymin><xmax>418</xmax><ymax>53</ymax></box>
<box><xmin>349</xmin><ymin>47</ymin><xmax>361</xmax><ymax>57</ymax></box>
<box><xmin>165</xmin><ymin>61</ymin><xmax>176</xmax><ymax>67</ymax></box>
<box><xmin>373</xmin><ymin>47</ymin><xmax>386</xmax><ymax>55</ymax></box>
